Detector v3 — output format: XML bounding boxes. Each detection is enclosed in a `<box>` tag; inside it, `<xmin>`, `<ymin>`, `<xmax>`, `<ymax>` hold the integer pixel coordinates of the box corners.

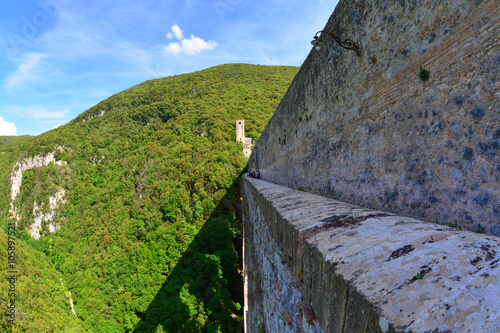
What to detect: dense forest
<box><xmin>0</xmin><ymin>64</ymin><xmax>298</xmax><ymax>332</ymax></box>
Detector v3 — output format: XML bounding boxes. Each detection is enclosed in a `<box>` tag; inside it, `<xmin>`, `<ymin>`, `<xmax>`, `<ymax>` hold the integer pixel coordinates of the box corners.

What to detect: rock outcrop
<box><xmin>81</xmin><ymin>109</ymin><xmax>106</xmax><ymax>122</ymax></box>
<box><xmin>10</xmin><ymin>150</ymin><xmax>67</xmax><ymax>238</ymax></box>
<box><xmin>29</xmin><ymin>189</ymin><xmax>66</xmax><ymax>240</ymax></box>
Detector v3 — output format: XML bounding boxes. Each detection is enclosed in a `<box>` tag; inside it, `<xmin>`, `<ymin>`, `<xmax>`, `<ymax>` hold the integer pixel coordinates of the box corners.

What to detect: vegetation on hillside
<box><xmin>0</xmin><ymin>64</ymin><xmax>298</xmax><ymax>332</ymax></box>
<box><xmin>0</xmin><ymin>228</ymin><xmax>85</xmax><ymax>332</ymax></box>
<box><xmin>0</xmin><ymin>136</ymin><xmax>33</xmax><ymax>146</ymax></box>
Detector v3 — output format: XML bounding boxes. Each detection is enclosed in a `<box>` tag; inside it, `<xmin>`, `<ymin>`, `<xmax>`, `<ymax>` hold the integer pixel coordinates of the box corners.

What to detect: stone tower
<box><xmin>236</xmin><ymin>120</ymin><xmax>245</xmax><ymax>143</ymax></box>
<box><xmin>236</xmin><ymin>120</ymin><xmax>253</xmax><ymax>157</ymax></box>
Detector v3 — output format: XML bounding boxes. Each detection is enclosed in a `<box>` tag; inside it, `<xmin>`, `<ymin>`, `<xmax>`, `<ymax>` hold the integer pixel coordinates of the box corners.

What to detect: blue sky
<box><xmin>0</xmin><ymin>0</ymin><xmax>338</xmax><ymax>136</ymax></box>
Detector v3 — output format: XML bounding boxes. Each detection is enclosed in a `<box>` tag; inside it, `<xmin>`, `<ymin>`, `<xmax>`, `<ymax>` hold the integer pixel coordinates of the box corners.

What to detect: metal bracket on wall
<box><xmin>311</xmin><ymin>30</ymin><xmax>361</xmax><ymax>56</ymax></box>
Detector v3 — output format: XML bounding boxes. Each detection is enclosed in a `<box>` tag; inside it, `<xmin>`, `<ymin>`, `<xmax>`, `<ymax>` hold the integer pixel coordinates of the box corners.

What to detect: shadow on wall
<box><xmin>132</xmin><ymin>177</ymin><xmax>244</xmax><ymax>333</ymax></box>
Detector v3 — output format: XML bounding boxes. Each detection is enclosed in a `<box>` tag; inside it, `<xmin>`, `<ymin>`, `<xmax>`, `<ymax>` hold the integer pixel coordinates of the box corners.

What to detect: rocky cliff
<box><xmin>10</xmin><ymin>150</ymin><xmax>67</xmax><ymax>238</ymax></box>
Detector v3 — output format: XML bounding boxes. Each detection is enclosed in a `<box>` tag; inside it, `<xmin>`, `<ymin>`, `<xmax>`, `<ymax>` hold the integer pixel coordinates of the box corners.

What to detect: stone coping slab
<box><xmin>244</xmin><ymin>177</ymin><xmax>500</xmax><ymax>332</ymax></box>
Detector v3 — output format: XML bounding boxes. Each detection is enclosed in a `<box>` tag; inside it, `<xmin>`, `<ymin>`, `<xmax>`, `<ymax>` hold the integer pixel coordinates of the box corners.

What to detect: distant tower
<box><xmin>236</xmin><ymin>120</ymin><xmax>253</xmax><ymax>157</ymax></box>
<box><xmin>236</xmin><ymin>120</ymin><xmax>245</xmax><ymax>143</ymax></box>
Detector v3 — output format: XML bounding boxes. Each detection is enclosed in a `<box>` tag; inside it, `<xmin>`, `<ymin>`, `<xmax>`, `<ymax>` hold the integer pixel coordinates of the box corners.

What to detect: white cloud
<box><xmin>162</xmin><ymin>25</ymin><xmax>217</xmax><ymax>56</ymax></box>
<box><xmin>166</xmin><ymin>25</ymin><xmax>183</xmax><ymax>40</ymax></box>
<box><xmin>163</xmin><ymin>36</ymin><xmax>217</xmax><ymax>56</ymax></box>
<box><xmin>4</xmin><ymin>53</ymin><xmax>45</xmax><ymax>91</ymax></box>
<box><xmin>0</xmin><ymin>117</ymin><xmax>17</xmax><ymax>135</ymax></box>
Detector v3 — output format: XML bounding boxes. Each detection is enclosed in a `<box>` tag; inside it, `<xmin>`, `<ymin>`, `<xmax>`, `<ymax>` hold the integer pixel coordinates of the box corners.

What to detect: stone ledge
<box><xmin>244</xmin><ymin>177</ymin><xmax>500</xmax><ymax>332</ymax></box>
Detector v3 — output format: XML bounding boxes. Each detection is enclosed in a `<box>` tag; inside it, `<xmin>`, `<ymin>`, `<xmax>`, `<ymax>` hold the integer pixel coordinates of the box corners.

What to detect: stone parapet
<box><xmin>243</xmin><ymin>177</ymin><xmax>500</xmax><ymax>332</ymax></box>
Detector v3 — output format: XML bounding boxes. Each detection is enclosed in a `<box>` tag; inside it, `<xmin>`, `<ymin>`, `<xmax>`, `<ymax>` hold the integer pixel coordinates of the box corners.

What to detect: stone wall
<box><xmin>243</xmin><ymin>177</ymin><xmax>500</xmax><ymax>332</ymax></box>
<box><xmin>249</xmin><ymin>0</ymin><xmax>499</xmax><ymax>234</ymax></box>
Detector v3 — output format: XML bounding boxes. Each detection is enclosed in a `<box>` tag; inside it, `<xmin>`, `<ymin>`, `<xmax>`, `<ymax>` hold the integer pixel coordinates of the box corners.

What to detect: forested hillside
<box><xmin>0</xmin><ymin>136</ymin><xmax>33</xmax><ymax>146</ymax></box>
<box><xmin>0</xmin><ymin>64</ymin><xmax>298</xmax><ymax>332</ymax></box>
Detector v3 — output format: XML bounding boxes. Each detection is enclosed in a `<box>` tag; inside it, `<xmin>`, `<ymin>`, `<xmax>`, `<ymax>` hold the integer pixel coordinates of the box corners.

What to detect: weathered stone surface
<box><xmin>244</xmin><ymin>177</ymin><xmax>500</xmax><ymax>332</ymax></box>
<box><xmin>243</xmin><ymin>179</ymin><xmax>323</xmax><ymax>332</ymax></box>
<box><xmin>249</xmin><ymin>0</ymin><xmax>500</xmax><ymax>234</ymax></box>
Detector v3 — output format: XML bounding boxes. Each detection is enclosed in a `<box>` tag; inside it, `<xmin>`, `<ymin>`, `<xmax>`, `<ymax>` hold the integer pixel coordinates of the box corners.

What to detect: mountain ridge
<box><xmin>0</xmin><ymin>63</ymin><xmax>299</xmax><ymax>332</ymax></box>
